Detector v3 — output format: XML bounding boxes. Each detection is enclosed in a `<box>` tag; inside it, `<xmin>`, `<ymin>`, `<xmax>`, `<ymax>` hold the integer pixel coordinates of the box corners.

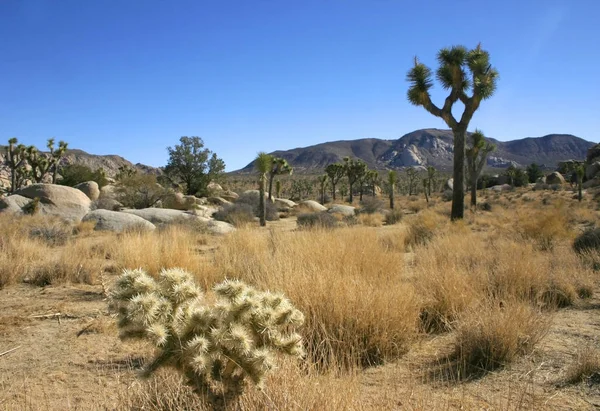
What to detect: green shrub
<box><xmin>58</xmin><ymin>164</ymin><xmax>109</xmax><ymax>188</ymax></box>
<box><xmin>109</xmin><ymin>269</ymin><xmax>304</xmax><ymax>410</ymax></box>
<box><xmin>296</xmin><ymin>212</ymin><xmax>337</xmax><ymax>229</ymax></box>
<box><xmin>115</xmin><ymin>174</ymin><xmax>169</xmax><ymax>209</ymax></box>
<box><xmin>573</xmin><ymin>228</ymin><xmax>600</xmax><ymax>254</ymax></box>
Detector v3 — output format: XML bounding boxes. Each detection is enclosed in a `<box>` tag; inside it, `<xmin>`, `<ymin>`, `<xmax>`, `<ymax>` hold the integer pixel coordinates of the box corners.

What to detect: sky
<box><xmin>1</xmin><ymin>0</ymin><xmax>599</xmax><ymax>171</ymax></box>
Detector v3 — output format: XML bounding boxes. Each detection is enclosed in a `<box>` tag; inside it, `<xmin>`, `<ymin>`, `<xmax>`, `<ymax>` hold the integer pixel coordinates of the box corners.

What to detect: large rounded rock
<box><xmin>122</xmin><ymin>208</ymin><xmax>200</xmax><ymax>225</ymax></box>
<box><xmin>74</xmin><ymin>181</ymin><xmax>100</xmax><ymax>201</ymax></box>
<box><xmin>274</xmin><ymin>198</ymin><xmax>297</xmax><ymax>211</ymax></box>
<box><xmin>220</xmin><ymin>190</ymin><xmax>239</xmax><ymax>202</ymax></box>
<box><xmin>0</xmin><ymin>194</ymin><xmax>32</xmax><ymax>215</ymax></box>
<box><xmin>82</xmin><ymin>210</ymin><xmax>156</xmax><ymax>232</ymax></box>
<box><xmin>328</xmin><ymin>204</ymin><xmax>356</xmax><ymax>217</ymax></box>
<box><xmin>299</xmin><ymin>200</ymin><xmax>327</xmax><ymax>212</ymax></box>
<box><xmin>207</xmin><ymin>196</ymin><xmax>232</xmax><ymax>206</ymax></box>
<box><xmin>586</xmin><ymin>162</ymin><xmax>600</xmax><ymax>180</ymax></box>
<box><xmin>546</xmin><ymin>172</ymin><xmax>566</xmax><ymax>185</ymax></box>
<box><xmin>206</xmin><ymin>220</ymin><xmax>236</xmax><ymax>235</ymax></box>
<box><xmin>190</xmin><ymin>205</ymin><xmax>219</xmax><ymax>219</ymax></box>
<box><xmin>14</xmin><ymin>184</ymin><xmax>91</xmax><ymax>222</ymax></box>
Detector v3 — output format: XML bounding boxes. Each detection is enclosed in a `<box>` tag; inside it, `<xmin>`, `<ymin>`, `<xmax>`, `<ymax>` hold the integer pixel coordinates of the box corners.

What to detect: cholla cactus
<box><xmin>109</xmin><ymin>268</ymin><xmax>305</xmax><ymax>410</ymax></box>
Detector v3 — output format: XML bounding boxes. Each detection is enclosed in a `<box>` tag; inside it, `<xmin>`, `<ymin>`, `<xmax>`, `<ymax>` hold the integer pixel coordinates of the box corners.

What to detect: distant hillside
<box><xmin>0</xmin><ymin>146</ymin><xmax>161</xmax><ymax>188</ymax></box>
<box><xmin>235</xmin><ymin>129</ymin><xmax>595</xmax><ymax>174</ymax></box>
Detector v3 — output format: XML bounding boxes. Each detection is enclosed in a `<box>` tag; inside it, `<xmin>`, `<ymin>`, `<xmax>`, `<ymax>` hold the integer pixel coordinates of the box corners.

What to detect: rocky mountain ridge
<box><xmin>236</xmin><ymin>129</ymin><xmax>595</xmax><ymax>173</ymax></box>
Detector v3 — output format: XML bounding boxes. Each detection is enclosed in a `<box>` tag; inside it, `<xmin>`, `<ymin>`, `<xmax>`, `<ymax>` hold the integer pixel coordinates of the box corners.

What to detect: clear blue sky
<box><xmin>1</xmin><ymin>0</ymin><xmax>598</xmax><ymax>171</ymax></box>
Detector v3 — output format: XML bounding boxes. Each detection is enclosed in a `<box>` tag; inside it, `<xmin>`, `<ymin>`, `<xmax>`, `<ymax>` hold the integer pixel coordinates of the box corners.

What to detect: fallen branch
<box><xmin>0</xmin><ymin>346</ymin><xmax>22</xmax><ymax>358</ymax></box>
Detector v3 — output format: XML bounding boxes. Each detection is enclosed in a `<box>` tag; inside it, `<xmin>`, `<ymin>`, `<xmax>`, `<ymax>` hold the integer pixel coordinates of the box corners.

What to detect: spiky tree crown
<box><xmin>109</xmin><ymin>268</ymin><xmax>304</xmax><ymax>408</ymax></box>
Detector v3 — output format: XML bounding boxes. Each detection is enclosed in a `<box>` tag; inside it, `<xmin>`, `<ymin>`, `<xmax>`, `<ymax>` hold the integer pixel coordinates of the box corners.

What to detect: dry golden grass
<box><xmin>565</xmin><ymin>345</ymin><xmax>600</xmax><ymax>384</ymax></box>
<box><xmin>357</xmin><ymin>212</ymin><xmax>384</xmax><ymax>227</ymax></box>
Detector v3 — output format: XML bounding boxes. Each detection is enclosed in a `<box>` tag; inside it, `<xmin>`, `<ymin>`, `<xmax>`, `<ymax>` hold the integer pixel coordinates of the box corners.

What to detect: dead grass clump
<box><xmin>384</xmin><ymin>208</ymin><xmax>403</xmax><ymax>225</ymax></box>
<box><xmin>404</xmin><ymin>211</ymin><xmax>441</xmax><ymax>249</ymax></box>
<box><xmin>359</xmin><ymin>197</ymin><xmax>384</xmax><ymax>214</ymax></box>
<box><xmin>517</xmin><ymin>204</ymin><xmax>572</xmax><ymax>251</ymax></box>
<box><xmin>28</xmin><ymin>218</ymin><xmax>73</xmax><ymax>247</ymax></box>
<box><xmin>212</xmin><ymin>228</ymin><xmax>420</xmax><ymax>371</ymax></box>
<box><xmin>357</xmin><ymin>212</ymin><xmax>383</xmax><ymax>227</ymax></box>
<box><xmin>573</xmin><ymin>228</ymin><xmax>600</xmax><ymax>254</ymax></box>
<box><xmin>450</xmin><ymin>301</ymin><xmax>548</xmax><ymax>379</ymax></box>
<box><xmin>108</xmin><ymin>226</ymin><xmax>209</xmax><ymax>279</ymax></box>
<box><xmin>296</xmin><ymin>212</ymin><xmax>337</xmax><ymax>229</ymax></box>
<box><xmin>565</xmin><ymin>345</ymin><xmax>600</xmax><ymax>384</ymax></box>
<box><xmin>213</xmin><ymin>203</ymin><xmax>255</xmax><ymax>227</ymax></box>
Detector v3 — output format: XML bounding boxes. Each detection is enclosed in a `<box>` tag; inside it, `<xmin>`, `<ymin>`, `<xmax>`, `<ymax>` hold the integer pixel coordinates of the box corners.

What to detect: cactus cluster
<box><xmin>109</xmin><ymin>268</ymin><xmax>305</xmax><ymax>410</ymax></box>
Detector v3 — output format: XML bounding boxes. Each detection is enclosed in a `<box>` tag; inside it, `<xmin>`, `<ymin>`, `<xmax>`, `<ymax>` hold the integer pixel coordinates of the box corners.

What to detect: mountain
<box><xmin>236</xmin><ymin>129</ymin><xmax>595</xmax><ymax>173</ymax></box>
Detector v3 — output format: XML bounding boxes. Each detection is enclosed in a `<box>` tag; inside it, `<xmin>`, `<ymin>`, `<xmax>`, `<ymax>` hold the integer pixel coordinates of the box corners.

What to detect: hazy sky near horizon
<box><xmin>1</xmin><ymin>0</ymin><xmax>598</xmax><ymax>171</ymax></box>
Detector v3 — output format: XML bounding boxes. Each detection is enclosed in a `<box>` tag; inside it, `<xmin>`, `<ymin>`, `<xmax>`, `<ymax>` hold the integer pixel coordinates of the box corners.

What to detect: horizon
<box><xmin>1</xmin><ymin>0</ymin><xmax>598</xmax><ymax>171</ymax></box>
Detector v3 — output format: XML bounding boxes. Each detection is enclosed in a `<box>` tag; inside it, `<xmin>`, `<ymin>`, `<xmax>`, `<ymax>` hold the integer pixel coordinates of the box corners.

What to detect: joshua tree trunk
<box><xmin>331</xmin><ymin>183</ymin><xmax>336</xmax><ymax>201</ymax></box>
<box><xmin>348</xmin><ymin>183</ymin><xmax>353</xmax><ymax>203</ymax></box>
<box><xmin>389</xmin><ymin>185</ymin><xmax>395</xmax><ymax>209</ymax></box>
<box><xmin>470</xmin><ymin>174</ymin><xmax>477</xmax><ymax>207</ymax></box>
<box><xmin>259</xmin><ymin>175</ymin><xmax>266</xmax><ymax>227</ymax></box>
<box><xmin>268</xmin><ymin>175</ymin><xmax>275</xmax><ymax>201</ymax></box>
<box><xmin>452</xmin><ymin>129</ymin><xmax>466</xmax><ymax>220</ymax></box>
<box><xmin>359</xmin><ymin>187</ymin><xmax>363</xmax><ymax>201</ymax></box>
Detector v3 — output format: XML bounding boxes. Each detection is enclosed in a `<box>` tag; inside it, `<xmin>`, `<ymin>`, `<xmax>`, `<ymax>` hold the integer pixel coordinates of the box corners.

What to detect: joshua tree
<box><xmin>576</xmin><ymin>164</ymin><xmax>585</xmax><ymax>202</ymax></box>
<box><xmin>343</xmin><ymin>157</ymin><xmax>368</xmax><ymax>203</ymax></box>
<box><xmin>366</xmin><ymin>169</ymin><xmax>379</xmax><ymax>197</ymax></box>
<box><xmin>426</xmin><ymin>166</ymin><xmax>436</xmax><ymax>196</ymax></box>
<box><xmin>268</xmin><ymin>157</ymin><xmax>293</xmax><ymax>201</ymax></box>
<box><xmin>275</xmin><ymin>180</ymin><xmax>282</xmax><ymax>198</ymax></box>
<box><xmin>423</xmin><ymin>179</ymin><xmax>429</xmax><ymax>203</ymax></box>
<box><xmin>405</xmin><ymin>167</ymin><xmax>418</xmax><ymax>196</ymax></box>
<box><xmin>255</xmin><ymin>152</ymin><xmax>272</xmax><ymax>226</ymax></box>
<box><xmin>526</xmin><ymin>163</ymin><xmax>543</xmax><ymax>184</ymax></box>
<box><xmin>325</xmin><ymin>163</ymin><xmax>345</xmax><ymax>201</ymax></box>
<box><xmin>47</xmin><ymin>138</ymin><xmax>68</xmax><ymax>184</ymax></box>
<box><xmin>407</xmin><ymin>44</ymin><xmax>498</xmax><ymax>220</ymax></box>
<box><xmin>387</xmin><ymin>170</ymin><xmax>397</xmax><ymax>209</ymax></box>
<box><xmin>6</xmin><ymin>138</ymin><xmax>28</xmax><ymax>193</ymax></box>
<box><xmin>318</xmin><ymin>174</ymin><xmax>328</xmax><ymax>205</ymax></box>
<box><xmin>109</xmin><ymin>268</ymin><xmax>304</xmax><ymax>411</ymax></box>
<box><xmin>466</xmin><ymin>129</ymin><xmax>495</xmax><ymax>207</ymax></box>
<box><xmin>26</xmin><ymin>146</ymin><xmax>51</xmax><ymax>183</ymax></box>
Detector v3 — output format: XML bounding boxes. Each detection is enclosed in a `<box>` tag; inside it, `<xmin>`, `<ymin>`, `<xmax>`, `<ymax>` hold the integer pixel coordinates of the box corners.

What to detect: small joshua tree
<box><xmin>325</xmin><ymin>163</ymin><xmax>345</xmax><ymax>201</ymax></box>
<box><xmin>405</xmin><ymin>167</ymin><xmax>418</xmax><ymax>196</ymax></box>
<box><xmin>318</xmin><ymin>174</ymin><xmax>328</xmax><ymax>205</ymax></box>
<box><xmin>255</xmin><ymin>152</ymin><xmax>273</xmax><ymax>226</ymax></box>
<box><xmin>47</xmin><ymin>138</ymin><xmax>68</xmax><ymax>184</ymax></box>
<box><xmin>109</xmin><ymin>268</ymin><xmax>305</xmax><ymax>411</ymax></box>
<box><xmin>466</xmin><ymin>129</ymin><xmax>495</xmax><ymax>207</ymax></box>
<box><xmin>267</xmin><ymin>157</ymin><xmax>293</xmax><ymax>201</ymax></box>
<box><xmin>343</xmin><ymin>157</ymin><xmax>367</xmax><ymax>203</ymax></box>
<box><xmin>387</xmin><ymin>170</ymin><xmax>397</xmax><ymax>209</ymax></box>
<box><xmin>426</xmin><ymin>166</ymin><xmax>436</xmax><ymax>197</ymax></box>
<box><xmin>6</xmin><ymin>138</ymin><xmax>28</xmax><ymax>193</ymax></box>
<box><xmin>576</xmin><ymin>164</ymin><xmax>585</xmax><ymax>202</ymax></box>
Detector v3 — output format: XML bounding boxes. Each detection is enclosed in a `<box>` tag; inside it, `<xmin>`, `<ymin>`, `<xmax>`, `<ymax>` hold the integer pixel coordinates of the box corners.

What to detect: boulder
<box><xmin>94</xmin><ymin>197</ymin><xmax>123</xmax><ymax>211</ymax></box>
<box><xmin>546</xmin><ymin>172</ymin><xmax>566</xmax><ymax>185</ymax></box>
<box><xmin>207</xmin><ymin>197</ymin><xmax>232</xmax><ymax>206</ymax></box>
<box><xmin>163</xmin><ymin>192</ymin><xmax>196</xmax><ymax>210</ymax></box>
<box><xmin>74</xmin><ymin>181</ymin><xmax>100</xmax><ymax>201</ymax></box>
<box><xmin>0</xmin><ymin>194</ymin><xmax>32</xmax><ymax>215</ymax></box>
<box><xmin>583</xmin><ymin>177</ymin><xmax>600</xmax><ymax>189</ymax></box>
<box><xmin>328</xmin><ymin>204</ymin><xmax>356</xmax><ymax>217</ymax></box>
<box><xmin>207</xmin><ymin>182</ymin><xmax>223</xmax><ymax>192</ymax></box>
<box><xmin>191</xmin><ymin>205</ymin><xmax>219</xmax><ymax>219</ymax></box>
<box><xmin>299</xmin><ymin>200</ymin><xmax>327</xmax><ymax>212</ymax></box>
<box><xmin>122</xmin><ymin>208</ymin><xmax>200</xmax><ymax>225</ymax></box>
<box><xmin>82</xmin><ymin>210</ymin><xmax>156</xmax><ymax>232</ymax></box>
<box><xmin>586</xmin><ymin>161</ymin><xmax>600</xmax><ymax>180</ymax></box>
<box><xmin>14</xmin><ymin>184</ymin><xmax>91</xmax><ymax>222</ymax></box>
<box><xmin>488</xmin><ymin>184</ymin><xmax>512</xmax><ymax>192</ymax></box>
<box><xmin>220</xmin><ymin>190</ymin><xmax>239</xmax><ymax>202</ymax></box>
<box><xmin>206</xmin><ymin>220</ymin><xmax>236</xmax><ymax>235</ymax></box>
<box><xmin>274</xmin><ymin>198</ymin><xmax>297</xmax><ymax>211</ymax></box>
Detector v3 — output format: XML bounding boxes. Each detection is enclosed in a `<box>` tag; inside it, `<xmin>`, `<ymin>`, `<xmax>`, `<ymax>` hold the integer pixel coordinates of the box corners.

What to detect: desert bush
<box><xmin>478</xmin><ymin>202</ymin><xmax>492</xmax><ymax>212</ymax></box>
<box><xmin>384</xmin><ymin>208</ymin><xmax>404</xmax><ymax>225</ymax></box>
<box><xmin>236</xmin><ymin>191</ymin><xmax>279</xmax><ymax>221</ymax></box>
<box><xmin>565</xmin><ymin>345</ymin><xmax>600</xmax><ymax>384</ymax></box>
<box><xmin>116</xmin><ymin>174</ymin><xmax>169</xmax><ymax>209</ymax></box>
<box><xmin>359</xmin><ymin>197</ymin><xmax>383</xmax><ymax>214</ymax></box>
<box><xmin>451</xmin><ymin>302</ymin><xmax>548</xmax><ymax>379</ymax></box>
<box><xmin>28</xmin><ymin>219</ymin><xmax>72</xmax><ymax>246</ymax></box>
<box><xmin>109</xmin><ymin>268</ymin><xmax>304</xmax><ymax>410</ymax></box>
<box><xmin>296</xmin><ymin>212</ymin><xmax>337</xmax><ymax>230</ymax></box>
<box><xmin>213</xmin><ymin>203</ymin><xmax>255</xmax><ymax>227</ymax></box>
<box><xmin>357</xmin><ymin>212</ymin><xmax>383</xmax><ymax>227</ymax></box>
<box><xmin>573</xmin><ymin>228</ymin><xmax>600</xmax><ymax>254</ymax></box>
<box><xmin>404</xmin><ymin>220</ymin><xmax>435</xmax><ymax>249</ymax></box>
<box><xmin>442</xmin><ymin>190</ymin><xmax>453</xmax><ymax>202</ymax></box>
<box><xmin>58</xmin><ymin>163</ymin><xmax>109</xmax><ymax>188</ymax></box>
<box><xmin>22</xmin><ymin>197</ymin><xmax>40</xmax><ymax>215</ymax></box>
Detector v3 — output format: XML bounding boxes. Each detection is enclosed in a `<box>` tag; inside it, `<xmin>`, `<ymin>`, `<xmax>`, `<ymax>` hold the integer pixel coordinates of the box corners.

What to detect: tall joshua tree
<box><xmin>26</xmin><ymin>146</ymin><xmax>51</xmax><ymax>183</ymax></box>
<box><xmin>426</xmin><ymin>166</ymin><xmax>437</xmax><ymax>196</ymax></box>
<box><xmin>255</xmin><ymin>152</ymin><xmax>272</xmax><ymax>227</ymax></box>
<box><xmin>466</xmin><ymin>129</ymin><xmax>495</xmax><ymax>207</ymax></box>
<box><xmin>47</xmin><ymin>138</ymin><xmax>69</xmax><ymax>184</ymax></box>
<box><xmin>317</xmin><ymin>175</ymin><xmax>328</xmax><ymax>205</ymax></box>
<box><xmin>407</xmin><ymin>44</ymin><xmax>498</xmax><ymax>220</ymax></box>
<box><xmin>366</xmin><ymin>169</ymin><xmax>379</xmax><ymax>197</ymax></box>
<box><xmin>387</xmin><ymin>170</ymin><xmax>397</xmax><ymax>209</ymax></box>
<box><xmin>268</xmin><ymin>157</ymin><xmax>293</xmax><ymax>201</ymax></box>
<box><xmin>405</xmin><ymin>167</ymin><xmax>418</xmax><ymax>196</ymax></box>
<box><xmin>6</xmin><ymin>138</ymin><xmax>28</xmax><ymax>193</ymax></box>
<box><xmin>325</xmin><ymin>163</ymin><xmax>345</xmax><ymax>201</ymax></box>
<box><xmin>343</xmin><ymin>157</ymin><xmax>367</xmax><ymax>203</ymax></box>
